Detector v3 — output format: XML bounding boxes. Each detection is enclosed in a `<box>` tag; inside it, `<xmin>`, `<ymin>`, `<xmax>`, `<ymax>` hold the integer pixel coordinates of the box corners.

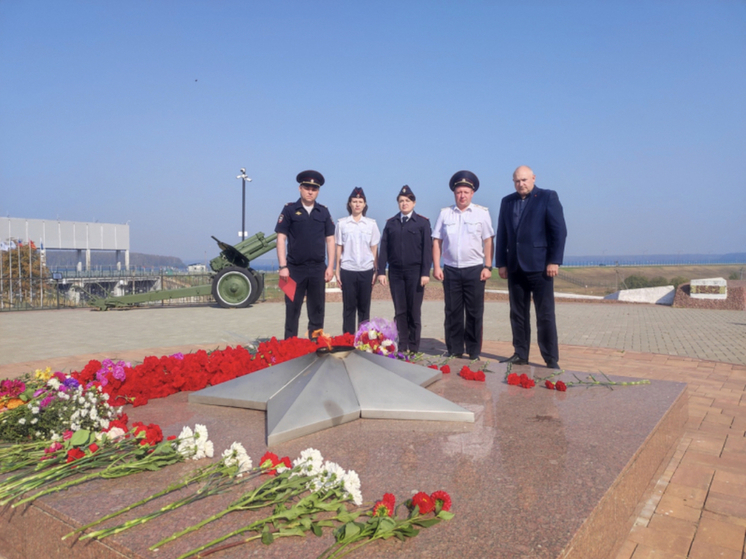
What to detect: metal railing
<box><xmin>0</xmin><ymin>271</ymin><xmax>284</xmax><ymax>311</ymax></box>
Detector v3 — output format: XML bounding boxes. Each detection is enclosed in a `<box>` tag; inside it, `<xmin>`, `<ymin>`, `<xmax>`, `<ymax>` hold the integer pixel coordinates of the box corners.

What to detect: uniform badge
<box><xmin>295</xmin><ymin>210</ymin><xmax>303</xmax><ymax>215</ymax></box>
<box><xmin>278</xmin><ymin>214</ymin><xmax>284</xmax><ymax>223</ymax></box>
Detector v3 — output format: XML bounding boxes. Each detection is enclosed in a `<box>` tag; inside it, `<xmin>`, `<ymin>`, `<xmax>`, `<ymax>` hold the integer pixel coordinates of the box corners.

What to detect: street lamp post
<box><xmin>236</xmin><ymin>168</ymin><xmax>252</xmax><ymax>241</ymax></box>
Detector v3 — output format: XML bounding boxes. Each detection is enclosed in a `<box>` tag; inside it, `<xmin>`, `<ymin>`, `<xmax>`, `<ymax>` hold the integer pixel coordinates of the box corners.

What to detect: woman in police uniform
<box><xmin>335</xmin><ymin>187</ymin><xmax>381</xmax><ymax>335</ymax></box>
<box><xmin>376</xmin><ymin>185</ymin><xmax>432</xmax><ymax>353</ymax></box>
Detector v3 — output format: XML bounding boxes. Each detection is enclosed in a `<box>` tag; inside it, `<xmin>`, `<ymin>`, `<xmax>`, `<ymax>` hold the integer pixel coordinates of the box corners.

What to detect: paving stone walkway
<box><xmin>2</xmin><ymin>301</ymin><xmax>745</xmax><ymax>369</ymax></box>
<box><xmin>1</xmin><ymin>301</ymin><xmax>745</xmax><ymax>558</ymax></box>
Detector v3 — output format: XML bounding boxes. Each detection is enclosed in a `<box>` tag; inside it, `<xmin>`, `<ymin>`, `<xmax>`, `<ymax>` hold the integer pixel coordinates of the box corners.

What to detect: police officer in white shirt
<box><xmin>432</xmin><ymin>171</ymin><xmax>495</xmax><ymax>359</ymax></box>
<box><xmin>335</xmin><ymin>187</ymin><xmax>381</xmax><ymax>334</ymax></box>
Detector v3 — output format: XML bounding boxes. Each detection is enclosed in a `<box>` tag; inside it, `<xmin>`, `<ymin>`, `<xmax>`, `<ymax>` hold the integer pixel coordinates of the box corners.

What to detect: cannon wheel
<box><xmin>211</xmin><ymin>266</ymin><xmax>258</xmax><ymax>308</ymax></box>
<box><xmin>248</xmin><ymin>268</ymin><xmax>264</xmax><ymax>305</ymax></box>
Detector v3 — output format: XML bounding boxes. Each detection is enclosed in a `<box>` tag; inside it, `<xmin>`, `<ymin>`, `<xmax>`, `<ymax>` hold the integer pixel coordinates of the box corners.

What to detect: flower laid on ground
<box><xmin>505</xmin><ymin>364</ymin><xmax>649</xmax><ymax>391</ymax></box>
<box><xmin>146</xmin><ymin>447</ymin><xmax>365</xmax><ymax>559</ymax></box>
<box><xmin>372</xmin><ymin>492</ymin><xmax>396</xmax><ymax>516</ymax></box>
<box><xmin>0</xmin><ymin>370</ymin><xmax>124</xmax><ymax>444</ymax></box>
<box><xmin>354</xmin><ymin>318</ymin><xmax>399</xmax><ymax>357</ymax></box>
<box><xmin>507</xmin><ymin>372</ymin><xmax>535</xmax><ymax>388</ymax></box>
<box><xmin>64</xmin><ymin>440</ymin><xmax>259</xmax><ymax>542</ymax></box>
<box><xmin>67</xmin><ymin>335</ymin><xmax>353</xmax><ymax>409</ymax></box>
<box><xmin>0</xmin><ymin>421</ymin><xmax>212</xmax><ymax>508</ymax></box>
<box><xmin>318</xmin><ymin>490</ymin><xmax>454</xmax><ymax>559</ymax></box>
<box><xmin>459</xmin><ymin>366</ymin><xmax>486</xmax><ymax>382</ymax></box>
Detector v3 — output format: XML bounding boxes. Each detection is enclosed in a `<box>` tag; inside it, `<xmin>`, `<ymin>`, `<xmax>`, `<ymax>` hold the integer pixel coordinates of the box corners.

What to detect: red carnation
<box><xmin>545</xmin><ymin>380</ymin><xmax>555</xmax><ymax>390</ymax></box>
<box><xmin>382</xmin><ymin>492</ymin><xmax>396</xmax><ymax>508</ymax></box>
<box><xmin>260</xmin><ymin>451</ymin><xmax>289</xmax><ymax>476</ymax></box>
<box><xmin>132</xmin><ymin>422</ymin><xmax>164</xmax><ymax>446</ymax></box>
<box><xmin>430</xmin><ymin>490</ymin><xmax>452</xmax><ymax>512</ymax></box>
<box><xmin>428</xmin><ymin>364</ymin><xmax>439</xmax><ymax>370</ymax></box>
<box><xmin>459</xmin><ymin>366</ymin><xmax>485</xmax><ymax>382</ymax></box>
<box><xmin>66</xmin><ymin>448</ymin><xmax>85</xmax><ymax>463</ymax></box>
<box><xmin>373</xmin><ymin>499</ymin><xmax>394</xmax><ymax>517</ymax></box>
<box><xmin>556</xmin><ymin>380</ymin><xmax>567</xmax><ymax>392</ymax></box>
<box><xmin>440</xmin><ymin>365</ymin><xmax>451</xmax><ymax>374</ymax></box>
<box><xmin>519</xmin><ymin>374</ymin><xmax>535</xmax><ymax>389</ymax></box>
<box><xmin>88</xmin><ymin>443</ymin><xmax>99</xmax><ymax>454</ymax></box>
<box><xmin>411</xmin><ymin>491</ymin><xmax>435</xmax><ymax>514</ymax></box>
<box><xmin>507</xmin><ymin>373</ymin><xmax>520</xmax><ymax>386</ymax></box>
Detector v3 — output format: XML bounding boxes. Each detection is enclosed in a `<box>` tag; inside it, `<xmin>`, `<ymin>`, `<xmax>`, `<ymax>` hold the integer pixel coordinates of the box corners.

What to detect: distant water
<box><xmin>179</xmin><ymin>254</ymin><xmax>746</xmax><ymax>271</ymax></box>
<box><xmin>563</xmin><ymin>253</ymin><xmax>746</xmax><ymax>267</ymax></box>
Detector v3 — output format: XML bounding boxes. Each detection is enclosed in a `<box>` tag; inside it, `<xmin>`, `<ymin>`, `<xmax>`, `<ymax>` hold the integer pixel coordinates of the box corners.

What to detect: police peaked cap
<box><xmin>296</xmin><ymin>170</ymin><xmax>325</xmax><ymax>187</ymax></box>
<box><xmin>398</xmin><ymin>184</ymin><xmax>416</xmax><ymax>201</ymax></box>
<box><xmin>449</xmin><ymin>170</ymin><xmax>479</xmax><ymax>192</ymax></box>
<box><xmin>349</xmin><ymin>186</ymin><xmax>366</xmax><ymax>201</ymax></box>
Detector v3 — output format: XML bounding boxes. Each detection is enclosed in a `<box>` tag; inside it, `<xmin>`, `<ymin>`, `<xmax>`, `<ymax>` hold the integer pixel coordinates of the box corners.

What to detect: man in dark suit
<box><xmin>495</xmin><ymin>166</ymin><xmax>567</xmax><ymax>369</ymax></box>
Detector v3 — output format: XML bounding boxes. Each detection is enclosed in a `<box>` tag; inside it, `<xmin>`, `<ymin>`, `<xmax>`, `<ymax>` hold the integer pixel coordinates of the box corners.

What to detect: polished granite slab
<box><xmin>0</xmin><ymin>362</ymin><xmax>687</xmax><ymax>559</ymax></box>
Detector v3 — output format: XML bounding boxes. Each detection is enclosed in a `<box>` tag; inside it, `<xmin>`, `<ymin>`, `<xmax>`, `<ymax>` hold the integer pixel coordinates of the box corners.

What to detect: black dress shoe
<box><xmin>500</xmin><ymin>354</ymin><xmax>528</xmax><ymax>365</ymax></box>
<box><xmin>469</xmin><ymin>354</ymin><xmax>480</xmax><ymax>361</ymax></box>
<box><xmin>448</xmin><ymin>353</ymin><xmax>464</xmax><ymax>358</ymax></box>
<box><xmin>546</xmin><ymin>360</ymin><xmax>561</xmax><ymax>369</ymax></box>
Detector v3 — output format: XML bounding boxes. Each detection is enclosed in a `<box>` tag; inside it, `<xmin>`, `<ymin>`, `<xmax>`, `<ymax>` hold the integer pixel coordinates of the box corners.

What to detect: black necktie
<box><xmin>402</xmin><ymin>215</ymin><xmax>409</xmax><ymax>224</ymax></box>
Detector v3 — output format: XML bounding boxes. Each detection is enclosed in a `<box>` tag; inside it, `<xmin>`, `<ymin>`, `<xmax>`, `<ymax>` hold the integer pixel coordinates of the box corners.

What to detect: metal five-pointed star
<box><xmin>189</xmin><ymin>350</ymin><xmax>474</xmax><ymax>446</ymax></box>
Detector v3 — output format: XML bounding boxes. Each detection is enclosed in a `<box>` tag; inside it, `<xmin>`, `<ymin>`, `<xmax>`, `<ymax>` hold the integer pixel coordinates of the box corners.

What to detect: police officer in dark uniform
<box><xmin>377</xmin><ymin>185</ymin><xmax>432</xmax><ymax>353</ymax></box>
<box><xmin>275</xmin><ymin>170</ymin><xmax>335</xmax><ymax>339</ymax></box>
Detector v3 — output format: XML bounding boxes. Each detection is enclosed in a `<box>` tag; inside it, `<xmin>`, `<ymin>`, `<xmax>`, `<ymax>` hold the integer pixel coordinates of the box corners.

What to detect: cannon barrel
<box><xmin>210</xmin><ymin>233</ymin><xmax>277</xmax><ymax>272</ymax></box>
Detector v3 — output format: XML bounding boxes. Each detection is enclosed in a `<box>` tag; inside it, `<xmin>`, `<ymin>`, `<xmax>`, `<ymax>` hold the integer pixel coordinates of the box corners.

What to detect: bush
<box><xmin>729</xmin><ymin>272</ymin><xmax>740</xmax><ymax>280</ymax></box>
<box><xmin>623</xmin><ymin>275</ymin><xmax>649</xmax><ymax>289</ymax></box>
<box><xmin>670</xmin><ymin>276</ymin><xmax>688</xmax><ymax>288</ymax></box>
<box><xmin>648</xmin><ymin>276</ymin><xmax>669</xmax><ymax>287</ymax></box>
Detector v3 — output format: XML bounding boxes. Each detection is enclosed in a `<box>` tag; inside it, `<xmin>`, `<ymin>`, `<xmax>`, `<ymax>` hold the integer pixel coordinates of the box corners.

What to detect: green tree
<box><xmin>0</xmin><ymin>240</ymin><xmax>51</xmax><ymax>308</ymax></box>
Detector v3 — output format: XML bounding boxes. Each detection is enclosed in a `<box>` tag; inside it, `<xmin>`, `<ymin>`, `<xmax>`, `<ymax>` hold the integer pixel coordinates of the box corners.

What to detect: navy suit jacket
<box><xmin>495</xmin><ymin>185</ymin><xmax>567</xmax><ymax>273</ymax></box>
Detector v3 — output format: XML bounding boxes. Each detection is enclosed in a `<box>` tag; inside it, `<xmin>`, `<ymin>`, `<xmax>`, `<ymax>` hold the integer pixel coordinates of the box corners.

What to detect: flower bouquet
<box><xmin>354</xmin><ymin>318</ymin><xmax>398</xmax><ymax>357</ymax></box>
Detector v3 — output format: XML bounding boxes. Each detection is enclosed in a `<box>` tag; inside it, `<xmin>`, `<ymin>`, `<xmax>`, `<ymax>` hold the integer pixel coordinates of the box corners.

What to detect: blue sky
<box><xmin>1</xmin><ymin>1</ymin><xmax>744</xmax><ymax>263</ymax></box>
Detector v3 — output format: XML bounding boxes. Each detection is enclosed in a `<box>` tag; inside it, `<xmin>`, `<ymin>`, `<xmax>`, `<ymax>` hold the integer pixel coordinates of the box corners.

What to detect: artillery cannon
<box><xmin>89</xmin><ymin>232</ymin><xmax>277</xmax><ymax>310</ymax></box>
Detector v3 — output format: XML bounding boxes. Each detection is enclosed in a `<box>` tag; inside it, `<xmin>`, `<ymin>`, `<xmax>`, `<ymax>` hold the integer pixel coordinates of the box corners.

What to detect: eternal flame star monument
<box><xmin>189</xmin><ymin>349</ymin><xmax>474</xmax><ymax>446</ymax></box>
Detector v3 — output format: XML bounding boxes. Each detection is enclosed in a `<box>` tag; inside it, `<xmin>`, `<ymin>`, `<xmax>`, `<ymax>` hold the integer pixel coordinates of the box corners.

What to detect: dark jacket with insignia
<box><xmin>275</xmin><ymin>199</ymin><xmax>335</xmax><ymax>266</ymax></box>
<box><xmin>377</xmin><ymin>212</ymin><xmax>432</xmax><ymax>276</ymax></box>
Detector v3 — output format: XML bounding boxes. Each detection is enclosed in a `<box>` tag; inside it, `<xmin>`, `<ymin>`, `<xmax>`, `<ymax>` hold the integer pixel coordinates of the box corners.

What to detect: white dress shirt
<box><xmin>335</xmin><ymin>215</ymin><xmax>381</xmax><ymax>272</ymax></box>
<box><xmin>432</xmin><ymin>203</ymin><xmax>495</xmax><ymax>268</ymax></box>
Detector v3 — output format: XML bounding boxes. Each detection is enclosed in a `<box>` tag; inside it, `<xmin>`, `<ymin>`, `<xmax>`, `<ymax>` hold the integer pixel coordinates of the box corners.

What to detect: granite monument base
<box><xmin>0</xmin><ymin>362</ymin><xmax>687</xmax><ymax>559</ymax></box>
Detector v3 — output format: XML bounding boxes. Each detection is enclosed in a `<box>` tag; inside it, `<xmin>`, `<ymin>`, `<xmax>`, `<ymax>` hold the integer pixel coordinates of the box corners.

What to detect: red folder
<box><xmin>279</xmin><ymin>276</ymin><xmax>297</xmax><ymax>301</ymax></box>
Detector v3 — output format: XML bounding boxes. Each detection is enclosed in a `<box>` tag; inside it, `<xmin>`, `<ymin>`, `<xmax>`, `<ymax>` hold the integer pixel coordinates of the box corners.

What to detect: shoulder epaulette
<box><xmin>472</xmin><ymin>203</ymin><xmax>489</xmax><ymax>210</ymax></box>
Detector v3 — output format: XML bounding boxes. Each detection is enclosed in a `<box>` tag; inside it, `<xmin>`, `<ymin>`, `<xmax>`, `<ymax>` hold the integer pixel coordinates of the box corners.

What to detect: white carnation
<box><xmin>222</xmin><ymin>442</ymin><xmax>252</xmax><ymax>474</ymax></box>
<box><xmin>342</xmin><ymin>469</ymin><xmax>363</xmax><ymax>505</ymax></box>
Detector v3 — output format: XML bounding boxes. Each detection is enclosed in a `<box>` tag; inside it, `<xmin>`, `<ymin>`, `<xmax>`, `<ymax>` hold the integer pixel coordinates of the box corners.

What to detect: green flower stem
<box><xmin>152</xmin><ymin>472</ymin><xmax>331</xmax><ymax>552</ymax></box>
<box><xmin>177</xmin><ymin>490</ymin><xmax>348</xmax><ymax>559</ymax></box>
<box><xmin>80</xmin><ymin>465</ymin><xmax>257</xmax><ymax>541</ymax></box>
<box><xmin>63</xmin><ymin>462</ymin><xmax>223</xmax><ymax>540</ymax></box>
<box><xmin>14</xmin><ymin>442</ymin><xmax>183</xmax><ymax>507</ymax></box>
<box><xmin>569</xmin><ymin>372</ymin><xmax>651</xmax><ymax>388</ymax></box>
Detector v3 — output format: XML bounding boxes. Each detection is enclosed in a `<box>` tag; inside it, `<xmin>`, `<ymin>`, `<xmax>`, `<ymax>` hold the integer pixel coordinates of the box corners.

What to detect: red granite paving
<box><xmin>2</xmin><ymin>338</ymin><xmax>744</xmax><ymax>558</ymax></box>
<box><xmin>479</xmin><ymin>340</ymin><xmax>746</xmax><ymax>559</ymax></box>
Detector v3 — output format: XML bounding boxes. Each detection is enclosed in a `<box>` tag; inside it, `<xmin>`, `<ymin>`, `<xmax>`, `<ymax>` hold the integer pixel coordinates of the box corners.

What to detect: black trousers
<box><xmin>507</xmin><ymin>267</ymin><xmax>558</xmax><ymax>363</ymax></box>
<box><xmin>340</xmin><ymin>268</ymin><xmax>375</xmax><ymax>335</ymax></box>
<box><xmin>443</xmin><ymin>264</ymin><xmax>485</xmax><ymax>357</ymax></box>
<box><xmin>388</xmin><ymin>267</ymin><xmax>425</xmax><ymax>352</ymax></box>
<box><xmin>284</xmin><ymin>263</ymin><xmax>325</xmax><ymax>339</ymax></box>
